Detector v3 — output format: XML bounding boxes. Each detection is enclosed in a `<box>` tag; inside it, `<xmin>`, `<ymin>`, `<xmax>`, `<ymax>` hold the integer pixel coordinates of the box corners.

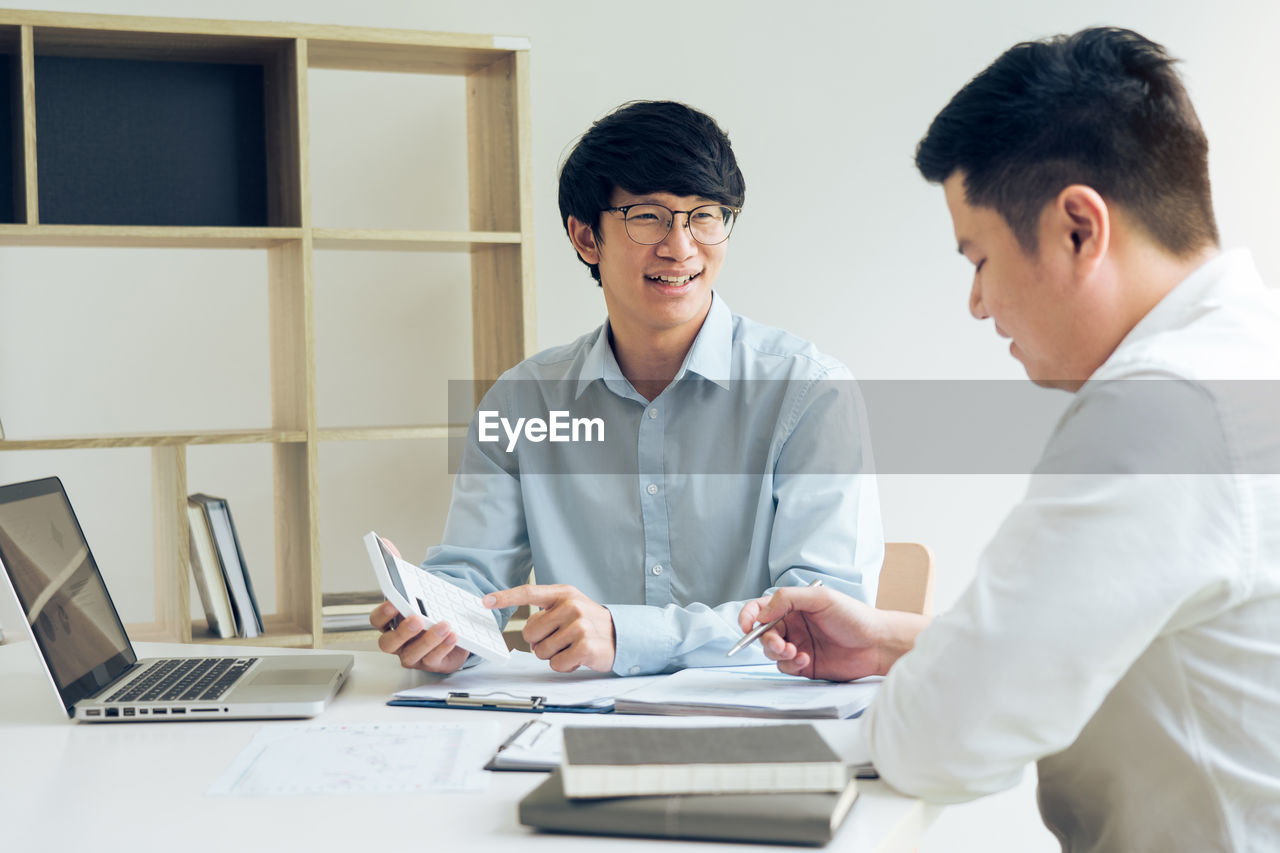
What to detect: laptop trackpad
<box><xmin>253</xmin><ymin>669</ymin><xmax>335</xmax><ymax>686</ymax></box>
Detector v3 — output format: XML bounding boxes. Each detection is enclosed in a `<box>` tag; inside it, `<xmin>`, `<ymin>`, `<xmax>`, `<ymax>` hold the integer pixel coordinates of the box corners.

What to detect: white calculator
<box><xmin>362</xmin><ymin>531</ymin><xmax>510</xmax><ymax>662</ymax></box>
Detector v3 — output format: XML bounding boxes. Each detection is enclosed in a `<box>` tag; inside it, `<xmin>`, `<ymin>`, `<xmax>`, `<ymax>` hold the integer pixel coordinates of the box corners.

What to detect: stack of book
<box><xmin>321</xmin><ymin>590</ymin><xmax>382</xmax><ymax>632</ymax></box>
<box><xmin>187</xmin><ymin>494</ymin><xmax>263</xmax><ymax>639</ymax></box>
<box><xmin>519</xmin><ymin>724</ymin><xmax>859</xmax><ymax>846</ymax></box>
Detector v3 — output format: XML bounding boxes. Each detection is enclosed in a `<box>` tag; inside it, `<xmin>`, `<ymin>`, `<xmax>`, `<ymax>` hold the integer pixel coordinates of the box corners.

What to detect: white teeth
<box><xmin>650</xmin><ymin>274</ymin><xmax>693</xmax><ymax>284</ymax></box>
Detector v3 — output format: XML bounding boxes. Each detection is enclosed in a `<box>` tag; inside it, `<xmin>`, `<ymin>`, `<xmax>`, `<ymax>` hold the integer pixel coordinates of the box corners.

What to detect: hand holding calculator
<box><xmin>362</xmin><ymin>531</ymin><xmax>511</xmax><ymax>663</ymax></box>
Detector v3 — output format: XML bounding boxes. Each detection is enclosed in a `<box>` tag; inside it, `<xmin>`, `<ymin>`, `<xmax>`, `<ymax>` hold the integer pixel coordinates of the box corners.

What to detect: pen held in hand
<box><xmin>726</xmin><ymin>578</ymin><xmax>824</xmax><ymax>657</ymax></box>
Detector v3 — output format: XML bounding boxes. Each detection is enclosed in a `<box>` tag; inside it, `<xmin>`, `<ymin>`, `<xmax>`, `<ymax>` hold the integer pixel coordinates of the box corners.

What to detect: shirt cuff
<box><xmin>607</xmin><ymin>604</ymin><xmax>674</xmax><ymax>676</ymax></box>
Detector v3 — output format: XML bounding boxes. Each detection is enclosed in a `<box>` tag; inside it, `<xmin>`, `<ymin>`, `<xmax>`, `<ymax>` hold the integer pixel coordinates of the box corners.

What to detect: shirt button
<box><xmin>646</xmin><ymin>483</ymin><xmax>658</xmax><ymax>495</ymax></box>
<box><xmin>652</xmin><ymin>564</ymin><xmax>663</xmax><ymax>575</ymax></box>
<box><xmin>629</xmin><ymin>666</ymin><xmax>641</xmax><ymax>675</ymax></box>
<box><xmin>648</xmin><ymin>407</ymin><xmax>658</xmax><ymax>419</ymax></box>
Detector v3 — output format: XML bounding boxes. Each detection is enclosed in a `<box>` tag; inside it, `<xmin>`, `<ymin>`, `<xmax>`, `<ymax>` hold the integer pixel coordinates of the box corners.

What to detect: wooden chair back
<box><xmin>875</xmin><ymin>542</ymin><xmax>935</xmax><ymax>616</ymax></box>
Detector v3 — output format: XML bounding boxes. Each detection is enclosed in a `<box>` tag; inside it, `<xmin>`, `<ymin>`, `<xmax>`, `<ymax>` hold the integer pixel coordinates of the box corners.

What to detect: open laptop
<box><xmin>0</xmin><ymin>476</ymin><xmax>353</xmax><ymax>722</ymax></box>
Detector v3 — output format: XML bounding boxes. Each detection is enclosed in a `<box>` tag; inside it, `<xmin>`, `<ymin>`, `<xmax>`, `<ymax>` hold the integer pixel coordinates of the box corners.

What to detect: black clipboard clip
<box><xmin>445</xmin><ymin>691</ymin><xmax>547</xmax><ymax>711</ymax></box>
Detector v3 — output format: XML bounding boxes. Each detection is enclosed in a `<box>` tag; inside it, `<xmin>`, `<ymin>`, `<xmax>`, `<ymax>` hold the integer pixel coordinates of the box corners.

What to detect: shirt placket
<box><xmin>637</xmin><ymin>399</ymin><xmax>673</xmax><ymax>606</ymax></box>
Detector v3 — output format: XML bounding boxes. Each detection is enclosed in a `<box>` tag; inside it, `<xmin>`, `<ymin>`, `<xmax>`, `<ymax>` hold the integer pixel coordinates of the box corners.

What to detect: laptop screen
<box><xmin>0</xmin><ymin>477</ymin><xmax>136</xmax><ymax>714</ymax></box>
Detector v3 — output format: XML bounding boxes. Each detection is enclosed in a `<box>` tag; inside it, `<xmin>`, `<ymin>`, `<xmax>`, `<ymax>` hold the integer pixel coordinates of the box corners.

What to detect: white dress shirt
<box><xmin>863</xmin><ymin>249</ymin><xmax>1280</xmax><ymax>852</ymax></box>
<box><xmin>425</xmin><ymin>292</ymin><xmax>883</xmax><ymax>675</ymax></box>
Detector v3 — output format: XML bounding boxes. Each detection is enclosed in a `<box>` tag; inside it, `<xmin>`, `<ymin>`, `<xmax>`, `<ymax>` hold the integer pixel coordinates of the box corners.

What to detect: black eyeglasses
<box><xmin>602</xmin><ymin>203</ymin><xmax>741</xmax><ymax>245</ymax></box>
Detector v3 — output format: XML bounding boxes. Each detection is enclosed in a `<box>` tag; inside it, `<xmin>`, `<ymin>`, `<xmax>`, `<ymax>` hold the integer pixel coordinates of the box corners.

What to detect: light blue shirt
<box><xmin>425</xmin><ymin>292</ymin><xmax>883</xmax><ymax>675</ymax></box>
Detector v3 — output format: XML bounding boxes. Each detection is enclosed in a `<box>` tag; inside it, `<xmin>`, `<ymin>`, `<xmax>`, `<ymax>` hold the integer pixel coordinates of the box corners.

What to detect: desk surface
<box><xmin>0</xmin><ymin>640</ymin><xmax>937</xmax><ymax>852</ymax></box>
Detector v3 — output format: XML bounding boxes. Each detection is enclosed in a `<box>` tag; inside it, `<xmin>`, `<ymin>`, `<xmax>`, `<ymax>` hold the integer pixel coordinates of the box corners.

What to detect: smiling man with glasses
<box><xmin>372</xmin><ymin>100</ymin><xmax>883</xmax><ymax>677</ymax></box>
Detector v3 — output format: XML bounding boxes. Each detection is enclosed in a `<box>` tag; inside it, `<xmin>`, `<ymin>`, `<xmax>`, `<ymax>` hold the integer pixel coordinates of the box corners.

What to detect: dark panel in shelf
<box><xmin>1</xmin><ymin>56</ymin><xmax>14</xmax><ymax>224</ymax></box>
<box><xmin>35</xmin><ymin>56</ymin><xmax>268</xmax><ymax>226</ymax></box>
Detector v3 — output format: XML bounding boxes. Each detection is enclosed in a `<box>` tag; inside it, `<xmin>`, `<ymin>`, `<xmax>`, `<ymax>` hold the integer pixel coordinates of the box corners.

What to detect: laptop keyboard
<box><xmin>106</xmin><ymin>657</ymin><xmax>258</xmax><ymax>704</ymax></box>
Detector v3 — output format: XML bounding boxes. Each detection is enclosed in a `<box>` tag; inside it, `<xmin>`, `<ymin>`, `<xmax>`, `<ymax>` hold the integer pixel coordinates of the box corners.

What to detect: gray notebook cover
<box><xmin>563</xmin><ymin>723</ymin><xmax>839</xmax><ymax>766</ymax></box>
<box><xmin>519</xmin><ymin>768</ymin><xmax>859</xmax><ymax>847</ymax></box>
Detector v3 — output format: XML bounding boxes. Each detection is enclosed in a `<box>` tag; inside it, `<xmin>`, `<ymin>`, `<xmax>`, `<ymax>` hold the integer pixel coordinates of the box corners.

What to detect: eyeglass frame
<box><xmin>601</xmin><ymin>202</ymin><xmax>742</xmax><ymax>246</ymax></box>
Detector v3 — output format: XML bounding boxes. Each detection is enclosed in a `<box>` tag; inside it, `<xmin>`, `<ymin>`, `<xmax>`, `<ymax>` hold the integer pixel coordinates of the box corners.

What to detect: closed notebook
<box><xmin>560</xmin><ymin>724</ymin><xmax>845</xmax><ymax>798</ymax></box>
<box><xmin>519</xmin><ymin>768</ymin><xmax>858</xmax><ymax>847</ymax></box>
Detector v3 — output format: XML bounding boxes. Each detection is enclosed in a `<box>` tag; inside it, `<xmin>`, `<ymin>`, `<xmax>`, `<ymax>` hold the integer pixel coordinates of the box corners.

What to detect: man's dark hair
<box><xmin>915</xmin><ymin>27</ymin><xmax>1218</xmax><ymax>255</ymax></box>
<box><xmin>558</xmin><ymin>100</ymin><xmax>746</xmax><ymax>284</ymax></box>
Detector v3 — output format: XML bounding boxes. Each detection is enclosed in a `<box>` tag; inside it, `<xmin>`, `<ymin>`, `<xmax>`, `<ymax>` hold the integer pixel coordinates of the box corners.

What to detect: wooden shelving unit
<box><xmin>0</xmin><ymin>9</ymin><xmax>534</xmax><ymax>648</ymax></box>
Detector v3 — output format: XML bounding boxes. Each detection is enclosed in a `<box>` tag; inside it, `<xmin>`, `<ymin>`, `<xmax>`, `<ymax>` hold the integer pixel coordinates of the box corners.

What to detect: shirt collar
<box><xmin>575</xmin><ymin>322</ymin><xmax>615</xmax><ymax>399</ymax></box>
<box><xmin>574</xmin><ymin>291</ymin><xmax>734</xmax><ymax>399</ymax></box>
<box><xmin>677</xmin><ymin>291</ymin><xmax>733</xmax><ymax>390</ymax></box>
<box><xmin>1114</xmin><ymin>248</ymin><xmax>1259</xmax><ymax>353</ymax></box>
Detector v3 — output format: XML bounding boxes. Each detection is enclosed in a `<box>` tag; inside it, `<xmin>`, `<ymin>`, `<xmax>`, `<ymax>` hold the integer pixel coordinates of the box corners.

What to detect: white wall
<box><xmin>1</xmin><ymin>2</ymin><xmax>1277</xmax><ymax>850</ymax></box>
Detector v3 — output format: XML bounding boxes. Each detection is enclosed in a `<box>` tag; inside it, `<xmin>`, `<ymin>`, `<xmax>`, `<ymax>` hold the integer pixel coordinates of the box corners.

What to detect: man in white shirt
<box><xmin>740</xmin><ymin>27</ymin><xmax>1280</xmax><ymax>852</ymax></box>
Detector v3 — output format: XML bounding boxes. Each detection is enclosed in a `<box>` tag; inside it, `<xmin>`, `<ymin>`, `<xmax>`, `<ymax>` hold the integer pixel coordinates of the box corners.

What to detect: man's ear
<box><xmin>567</xmin><ymin>216</ymin><xmax>601</xmax><ymax>265</ymax></box>
<box><xmin>1052</xmin><ymin>184</ymin><xmax>1109</xmax><ymax>275</ymax></box>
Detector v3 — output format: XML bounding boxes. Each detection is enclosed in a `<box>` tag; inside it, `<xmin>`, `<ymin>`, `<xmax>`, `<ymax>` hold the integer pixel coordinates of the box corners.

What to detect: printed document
<box><xmin>209</xmin><ymin>722</ymin><xmax>495</xmax><ymax>795</ymax></box>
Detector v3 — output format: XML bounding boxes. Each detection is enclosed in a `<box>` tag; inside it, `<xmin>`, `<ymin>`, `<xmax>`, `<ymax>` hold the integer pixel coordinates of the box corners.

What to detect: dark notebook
<box><xmin>519</xmin><ymin>768</ymin><xmax>859</xmax><ymax>847</ymax></box>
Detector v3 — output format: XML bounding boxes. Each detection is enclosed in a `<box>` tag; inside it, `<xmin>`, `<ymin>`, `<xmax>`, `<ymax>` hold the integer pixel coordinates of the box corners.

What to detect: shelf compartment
<box><xmin>0</xmin><ymin>224</ymin><xmax>302</xmax><ymax>247</ymax></box>
<box><xmin>312</xmin><ymin>228</ymin><xmax>521</xmax><ymax>252</ymax></box>
<box><xmin>312</xmin><ymin>249</ymin><xmax>472</xmax><ymax>428</ymax></box>
<box><xmin>1</xmin><ymin>27</ymin><xmax>16</xmax><ymax>223</ymax></box>
<box><xmin>316</xmin><ymin>438</ymin><xmax>454</xmax><ymax>602</ymax></box>
<box><xmin>306</xmin><ymin>66</ymin><xmax>470</xmax><ymax>231</ymax></box>
<box><xmin>179</xmin><ymin>618</ymin><xmax>312</xmax><ymax>648</ymax></box>
<box><xmin>0</xmin><ymin>429</ymin><xmax>308</xmax><ymax>451</ymax></box>
<box><xmin>31</xmin><ymin>27</ymin><xmax>302</xmax><ymax>228</ymax></box>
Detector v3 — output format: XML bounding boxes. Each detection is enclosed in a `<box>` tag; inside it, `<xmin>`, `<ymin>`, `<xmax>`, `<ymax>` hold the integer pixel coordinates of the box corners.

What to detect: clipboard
<box><xmin>387</xmin><ymin>650</ymin><xmax>668</xmax><ymax>714</ymax></box>
<box><xmin>389</xmin><ymin>690</ymin><xmax>612</xmax><ymax>714</ymax></box>
<box><xmin>484</xmin><ymin>719</ymin><xmax>560</xmax><ymax>771</ymax></box>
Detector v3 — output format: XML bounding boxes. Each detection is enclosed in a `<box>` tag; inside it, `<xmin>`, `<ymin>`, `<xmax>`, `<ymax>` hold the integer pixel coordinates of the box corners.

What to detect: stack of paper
<box><xmin>612</xmin><ymin>664</ymin><xmax>881</xmax><ymax>719</ymax></box>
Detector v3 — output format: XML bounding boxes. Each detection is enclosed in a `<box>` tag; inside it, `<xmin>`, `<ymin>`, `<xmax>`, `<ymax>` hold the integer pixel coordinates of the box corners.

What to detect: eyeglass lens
<box><xmin>622</xmin><ymin>204</ymin><xmax>735</xmax><ymax>245</ymax></box>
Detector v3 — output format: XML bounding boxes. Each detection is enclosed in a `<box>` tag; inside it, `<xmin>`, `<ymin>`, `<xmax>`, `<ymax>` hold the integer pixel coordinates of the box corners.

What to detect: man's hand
<box><xmin>738</xmin><ymin>586</ymin><xmax>922</xmax><ymax>682</ymax></box>
<box><xmin>483</xmin><ymin>584</ymin><xmax>616</xmax><ymax>673</ymax></box>
<box><xmin>368</xmin><ymin>536</ymin><xmax>468</xmax><ymax>674</ymax></box>
<box><xmin>371</xmin><ymin>600</ymin><xmax>470</xmax><ymax>674</ymax></box>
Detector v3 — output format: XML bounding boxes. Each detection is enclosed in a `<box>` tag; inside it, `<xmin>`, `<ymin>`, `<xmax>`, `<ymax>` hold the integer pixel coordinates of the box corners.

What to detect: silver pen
<box><xmin>726</xmin><ymin>578</ymin><xmax>824</xmax><ymax>656</ymax></box>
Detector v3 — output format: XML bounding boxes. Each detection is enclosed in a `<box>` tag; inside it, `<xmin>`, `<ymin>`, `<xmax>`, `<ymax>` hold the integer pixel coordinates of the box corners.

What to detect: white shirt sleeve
<box><xmin>862</xmin><ymin>377</ymin><xmax>1245</xmax><ymax>801</ymax></box>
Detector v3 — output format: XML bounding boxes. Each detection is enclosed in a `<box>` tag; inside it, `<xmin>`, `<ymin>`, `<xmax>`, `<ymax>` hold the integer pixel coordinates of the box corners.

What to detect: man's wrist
<box><xmin>873</xmin><ymin>610</ymin><xmax>930</xmax><ymax>676</ymax></box>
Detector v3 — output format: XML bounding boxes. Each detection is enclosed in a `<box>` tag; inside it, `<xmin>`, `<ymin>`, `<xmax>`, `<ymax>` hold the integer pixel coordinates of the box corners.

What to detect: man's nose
<box><xmin>969</xmin><ymin>276</ymin><xmax>988</xmax><ymax>320</ymax></box>
<box><xmin>658</xmin><ymin>214</ymin><xmax>697</xmax><ymax>257</ymax></box>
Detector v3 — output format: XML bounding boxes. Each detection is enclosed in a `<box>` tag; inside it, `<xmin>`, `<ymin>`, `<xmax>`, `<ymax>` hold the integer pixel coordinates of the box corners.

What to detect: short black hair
<box><xmin>558</xmin><ymin>100</ymin><xmax>746</xmax><ymax>284</ymax></box>
<box><xmin>916</xmin><ymin>27</ymin><xmax>1218</xmax><ymax>256</ymax></box>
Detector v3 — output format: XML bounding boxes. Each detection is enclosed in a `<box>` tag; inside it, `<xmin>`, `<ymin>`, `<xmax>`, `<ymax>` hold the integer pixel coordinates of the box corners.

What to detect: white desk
<box><xmin>0</xmin><ymin>640</ymin><xmax>937</xmax><ymax>852</ymax></box>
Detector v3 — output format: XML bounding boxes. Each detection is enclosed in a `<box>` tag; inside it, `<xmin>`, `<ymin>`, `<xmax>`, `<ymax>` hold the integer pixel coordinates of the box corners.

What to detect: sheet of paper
<box><xmin>616</xmin><ymin>664</ymin><xmax>882</xmax><ymax>716</ymax></box>
<box><xmin>209</xmin><ymin>722</ymin><xmax>496</xmax><ymax>796</ymax></box>
<box><xmin>396</xmin><ymin>649</ymin><xmax>667</xmax><ymax>708</ymax></box>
